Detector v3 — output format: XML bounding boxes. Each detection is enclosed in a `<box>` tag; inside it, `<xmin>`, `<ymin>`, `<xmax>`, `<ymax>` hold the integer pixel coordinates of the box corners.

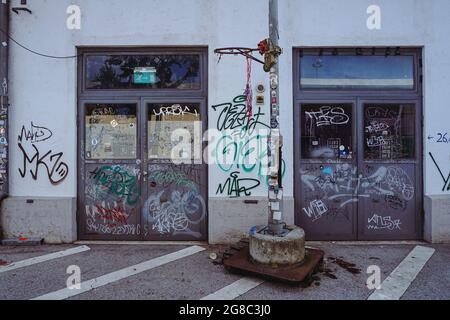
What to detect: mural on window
<box><xmin>85</xmin><ymin>104</ymin><xmax>137</xmax><ymax>160</ymax></box>
<box><xmin>86</xmin><ymin>55</ymin><xmax>201</xmax><ymax>90</ymax></box>
<box><xmin>364</xmin><ymin>104</ymin><xmax>415</xmax><ymax>160</ymax></box>
<box><xmin>148</xmin><ymin>103</ymin><xmax>201</xmax><ymax>160</ymax></box>
<box><xmin>301</xmin><ymin>104</ymin><xmax>353</xmax><ymax>160</ymax></box>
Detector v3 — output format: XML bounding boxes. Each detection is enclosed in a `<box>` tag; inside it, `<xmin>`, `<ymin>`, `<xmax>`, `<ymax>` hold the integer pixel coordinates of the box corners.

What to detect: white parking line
<box><xmin>0</xmin><ymin>246</ymin><xmax>91</xmax><ymax>274</ymax></box>
<box><xmin>32</xmin><ymin>245</ymin><xmax>205</xmax><ymax>300</ymax></box>
<box><xmin>368</xmin><ymin>245</ymin><xmax>435</xmax><ymax>300</ymax></box>
<box><xmin>201</xmin><ymin>277</ymin><xmax>264</xmax><ymax>300</ymax></box>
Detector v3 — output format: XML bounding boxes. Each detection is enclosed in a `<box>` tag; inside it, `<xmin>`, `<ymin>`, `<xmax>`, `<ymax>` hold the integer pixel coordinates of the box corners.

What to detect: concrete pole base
<box><xmin>249</xmin><ymin>225</ymin><xmax>305</xmax><ymax>266</ymax></box>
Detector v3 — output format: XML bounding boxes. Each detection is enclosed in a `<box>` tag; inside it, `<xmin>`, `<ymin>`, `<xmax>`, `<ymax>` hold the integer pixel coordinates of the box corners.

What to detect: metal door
<box><xmin>78</xmin><ymin>99</ymin><xmax>143</xmax><ymax>240</ymax></box>
<box><xmin>77</xmin><ymin>98</ymin><xmax>208</xmax><ymax>241</ymax></box>
<box><xmin>140</xmin><ymin>98</ymin><xmax>208</xmax><ymax>240</ymax></box>
<box><xmin>295</xmin><ymin>98</ymin><xmax>422</xmax><ymax>240</ymax></box>
<box><xmin>295</xmin><ymin>99</ymin><xmax>358</xmax><ymax>240</ymax></box>
<box><xmin>357</xmin><ymin>99</ymin><xmax>422</xmax><ymax>240</ymax></box>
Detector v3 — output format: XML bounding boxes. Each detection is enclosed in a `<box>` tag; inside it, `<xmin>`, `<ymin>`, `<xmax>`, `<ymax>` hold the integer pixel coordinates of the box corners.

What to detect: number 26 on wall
<box><xmin>436</xmin><ymin>133</ymin><xmax>449</xmax><ymax>144</ymax></box>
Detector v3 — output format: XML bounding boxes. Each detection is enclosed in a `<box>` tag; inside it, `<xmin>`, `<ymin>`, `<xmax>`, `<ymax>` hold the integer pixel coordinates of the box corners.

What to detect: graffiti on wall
<box><xmin>213</xmin><ymin>95</ymin><xmax>285</xmax><ymax>197</ymax></box>
<box><xmin>429</xmin><ymin>152</ymin><xmax>450</xmax><ymax>192</ymax></box>
<box><xmin>213</xmin><ymin>95</ymin><xmax>269</xmax><ymax>136</ymax></box>
<box><xmin>216</xmin><ymin>171</ymin><xmax>260</xmax><ymax>197</ymax></box>
<box><xmin>300</xmin><ymin>164</ymin><xmax>414</xmax><ymax>225</ymax></box>
<box><xmin>18</xmin><ymin>122</ymin><xmax>69</xmax><ymax>185</ymax></box>
<box><xmin>144</xmin><ymin>164</ymin><xmax>205</xmax><ymax>238</ymax></box>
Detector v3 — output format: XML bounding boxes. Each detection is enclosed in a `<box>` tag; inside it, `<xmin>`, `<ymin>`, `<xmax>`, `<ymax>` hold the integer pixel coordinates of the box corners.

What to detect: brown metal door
<box><xmin>79</xmin><ymin>100</ymin><xmax>143</xmax><ymax>240</ymax></box>
<box><xmin>295</xmin><ymin>99</ymin><xmax>358</xmax><ymax>240</ymax></box>
<box><xmin>141</xmin><ymin>98</ymin><xmax>208</xmax><ymax>240</ymax></box>
<box><xmin>295</xmin><ymin>99</ymin><xmax>422</xmax><ymax>240</ymax></box>
<box><xmin>357</xmin><ymin>100</ymin><xmax>422</xmax><ymax>240</ymax></box>
<box><xmin>77</xmin><ymin>99</ymin><xmax>208</xmax><ymax>241</ymax></box>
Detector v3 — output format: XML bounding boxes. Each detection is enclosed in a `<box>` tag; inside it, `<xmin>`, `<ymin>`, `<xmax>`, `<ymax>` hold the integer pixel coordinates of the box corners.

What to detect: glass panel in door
<box><xmin>297</xmin><ymin>102</ymin><xmax>357</xmax><ymax>240</ymax></box>
<box><xmin>358</xmin><ymin>102</ymin><xmax>419</xmax><ymax>240</ymax></box>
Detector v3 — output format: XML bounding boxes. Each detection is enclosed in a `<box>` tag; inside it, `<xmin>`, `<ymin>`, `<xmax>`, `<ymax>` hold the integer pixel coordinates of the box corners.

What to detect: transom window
<box><xmin>300</xmin><ymin>49</ymin><xmax>415</xmax><ymax>90</ymax></box>
<box><xmin>85</xmin><ymin>54</ymin><xmax>201</xmax><ymax>90</ymax></box>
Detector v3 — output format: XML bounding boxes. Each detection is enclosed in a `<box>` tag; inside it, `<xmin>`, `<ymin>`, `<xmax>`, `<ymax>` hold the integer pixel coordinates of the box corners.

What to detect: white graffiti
<box><xmin>368</xmin><ymin>214</ymin><xmax>401</xmax><ymax>231</ymax></box>
<box><xmin>303</xmin><ymin>199</ymin><xmax>328</xmax><ymax>222</ymax></box>
<box><xmin>367</xmin><ymin>136</ymin><xmax>388</xmax><ymax>147</ymax></box>
<box><xmin>152</xmin><ymin>104</ymin><xmax>198</xmax><ymax>117</ymax></box>
<box><xmin>143</xmin><ymin>190</ymin><xmax>206</xmax><ymax>237</ymax></box>
<box><xmin>365</xmin><ymin>121</ymin><xmax>390</xmax><ymax>134</ymax></box>
<box><xmin>86</xmin><ymin>219</ymin><xmax>141</xmax><ymax>235</ymax></box>
<box><xmin>301</xmin><ymin>165</ymin><xmax>414</xmax><ymax>209</ymax></box>
<box><xmin>306</xmin><ymin>106</ymin><xmax>350</xmax><ymax>127</ymax></box>
<box><xmin>384</xmin><ymin>167</ymin><xmax>415</xmax><ymax>201</ymax></box>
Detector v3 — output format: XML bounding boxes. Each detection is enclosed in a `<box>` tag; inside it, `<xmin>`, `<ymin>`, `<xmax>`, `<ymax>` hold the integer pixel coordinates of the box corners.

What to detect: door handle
<box><xmin>139</xmin><ymin>171</ymin><xmax>149</xmax><ymax>181</ymax></box>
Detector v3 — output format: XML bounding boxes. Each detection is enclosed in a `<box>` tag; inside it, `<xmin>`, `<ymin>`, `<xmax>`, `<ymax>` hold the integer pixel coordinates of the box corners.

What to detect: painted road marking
<box><xmin>32</xmin><ymin>245</ymin><xmax>205</xmax><ymax>300</ymax></box>
<box><xmin>368</xmin><ymin>245</ymin><xmax>435</xmax><ymax>300</ymax></box>
<box><xmin>201</xmin><ymin>277</ymin><xmax>264</xmax><ymax>300</ymax></box>
<box><xmin>0</xmin><ymin>246</ymin><xmax>90</xmax><ymax>274</ymax></box>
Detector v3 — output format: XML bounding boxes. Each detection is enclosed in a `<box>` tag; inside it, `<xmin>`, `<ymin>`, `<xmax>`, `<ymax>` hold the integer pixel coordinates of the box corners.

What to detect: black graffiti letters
<box><xmin>216</xmin><ymin>171</ymin><xmax>261</xmax><ymax>197</ymax></box>
<box><xmin>429</xmin><ymin>152</ymin><xmax>450</xmax><ymax>192</ymax></box>
<box><xmin>18</xmin><ymin>123</ymin><xmax>69</xmax><ymax>185</ymax></box>
<box><xmin>212</xmin><ymin>95</ymin><xmax>269</xmax><ymax>135</ymax></box>
<box><xmin>19</xmin><ymin>121</ymin><xmax>53</xmax><ymax>143</ymax></box>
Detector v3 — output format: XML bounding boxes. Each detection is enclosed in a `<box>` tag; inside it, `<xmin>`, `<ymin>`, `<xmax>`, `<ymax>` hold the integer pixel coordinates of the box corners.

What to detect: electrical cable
<box><xmin>0</xmin><ymin>27</ymin><xmax>81</xmax><ymax>59</ymax></box>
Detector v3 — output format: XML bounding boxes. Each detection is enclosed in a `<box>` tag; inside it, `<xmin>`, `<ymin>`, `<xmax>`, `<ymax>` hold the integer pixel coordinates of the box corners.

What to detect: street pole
<box><xmin>267</xmin><ymin>0</ymin><xmax>284</xmax><ymax>235</ymax></box>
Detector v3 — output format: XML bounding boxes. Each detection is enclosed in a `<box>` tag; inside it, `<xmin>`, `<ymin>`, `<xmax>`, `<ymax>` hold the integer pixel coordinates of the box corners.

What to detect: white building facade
<box><xmin>1</xmin><ymin>0</ymin><xmax>449</xmax><ymax>243</ymax></box>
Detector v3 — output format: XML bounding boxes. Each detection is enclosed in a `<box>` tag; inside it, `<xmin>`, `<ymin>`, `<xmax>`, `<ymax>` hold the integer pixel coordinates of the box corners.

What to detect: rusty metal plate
<box><xmin>223</xmin><ymin>247</ymin><xmax>324</xmax><ymax>285</ymax></box>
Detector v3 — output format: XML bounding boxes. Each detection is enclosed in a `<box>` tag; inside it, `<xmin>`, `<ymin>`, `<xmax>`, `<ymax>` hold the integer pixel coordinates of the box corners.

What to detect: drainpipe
<box><xmin>0</xmin><ymin>0</ymin><xmax>10</xmax><ymax>239</ymax></box>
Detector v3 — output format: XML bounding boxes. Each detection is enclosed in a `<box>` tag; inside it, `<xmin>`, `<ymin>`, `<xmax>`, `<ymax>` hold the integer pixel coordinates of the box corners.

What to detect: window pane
<box><xmin>85</xmin><ymin>104</ymin><xmax>137</xmax><ymax>159</ymax></box>
<box><xmin>86</xmin><ymin>55</ymin><xmax>201</xmax><ymax>90</ymax></box>
<box><xmin>300</xmin><ymin>55</ymin><xmax>414</xmax><ymax>89</ymax></box>
<box><xmin>148</xmin><ymin>103</ymin><xmax>201</xmax><ymax>160</ymax></box>
<box><xmin>364</xmin><ymin>104</ymin><xmax>415</xmax><ymax>160</ymax></box>
<box><xmin>301</xmin><ymin>104</ymin><xmax>353</xmax><ymax>159</ymax></box>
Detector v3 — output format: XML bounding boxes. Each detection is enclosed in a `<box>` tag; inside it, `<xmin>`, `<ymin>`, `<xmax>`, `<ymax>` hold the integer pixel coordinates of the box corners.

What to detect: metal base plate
<box><xmin>223</xmin><ymin>246</ymin><xmax>324</xmax><ymax>285</ymax></box>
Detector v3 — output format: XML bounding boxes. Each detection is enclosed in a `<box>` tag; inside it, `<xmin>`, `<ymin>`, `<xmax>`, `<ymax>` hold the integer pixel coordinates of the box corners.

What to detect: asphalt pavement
<box><xmin>0</xmin><ymin>242</ymin><xmax>448</xmax><ymax>300</ymax></box>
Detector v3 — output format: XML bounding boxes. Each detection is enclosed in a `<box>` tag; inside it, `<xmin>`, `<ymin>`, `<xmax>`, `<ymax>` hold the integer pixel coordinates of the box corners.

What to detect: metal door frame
<box><xmin>76</xmin><ymin>47</ymin><xmax>208</xmax><ymax>241</ymax></box>
<box><xmin>293</xmin><ymin>47</ymin><xmax>424</xmax><ymax>240</ymax></box>
<box><xmin>294</xmin><ymin>97</ymin><xmax>359</xmax><ymax>240</ymax></box>
<box><xmin>140</xmin><ymin>97</ymin><xmax>208</xmax><ymax>241</ymax></box>
<box><xmin>77</xmin><ymin>97</ymin><xmax>143</xmax><ymax>241</ymax></box>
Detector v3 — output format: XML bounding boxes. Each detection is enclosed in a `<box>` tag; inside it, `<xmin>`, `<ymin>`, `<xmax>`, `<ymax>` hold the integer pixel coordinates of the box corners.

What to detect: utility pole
<box><xmin>267</xmin><ymin>0</ymin><xmax>284</xmax><ymax>235</ymax></box>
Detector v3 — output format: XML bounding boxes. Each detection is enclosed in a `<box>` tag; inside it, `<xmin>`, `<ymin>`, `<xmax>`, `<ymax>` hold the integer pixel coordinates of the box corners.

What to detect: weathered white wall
<box><xmin>8</xmin><ymin>0</ymin><xmax>271</xmax><ymax>199</ymax></box>
<box><xmin>6</xmin><ymin>0</ymin><xmax>450</xmax><ymax>242</ymax></box>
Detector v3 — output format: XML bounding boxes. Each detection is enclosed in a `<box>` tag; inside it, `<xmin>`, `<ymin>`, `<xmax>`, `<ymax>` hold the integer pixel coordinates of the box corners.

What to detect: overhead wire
<box><xmin>0</xmin><ymin>27</ymin><xmax>81</xmax><ymax>59</ymax></box>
